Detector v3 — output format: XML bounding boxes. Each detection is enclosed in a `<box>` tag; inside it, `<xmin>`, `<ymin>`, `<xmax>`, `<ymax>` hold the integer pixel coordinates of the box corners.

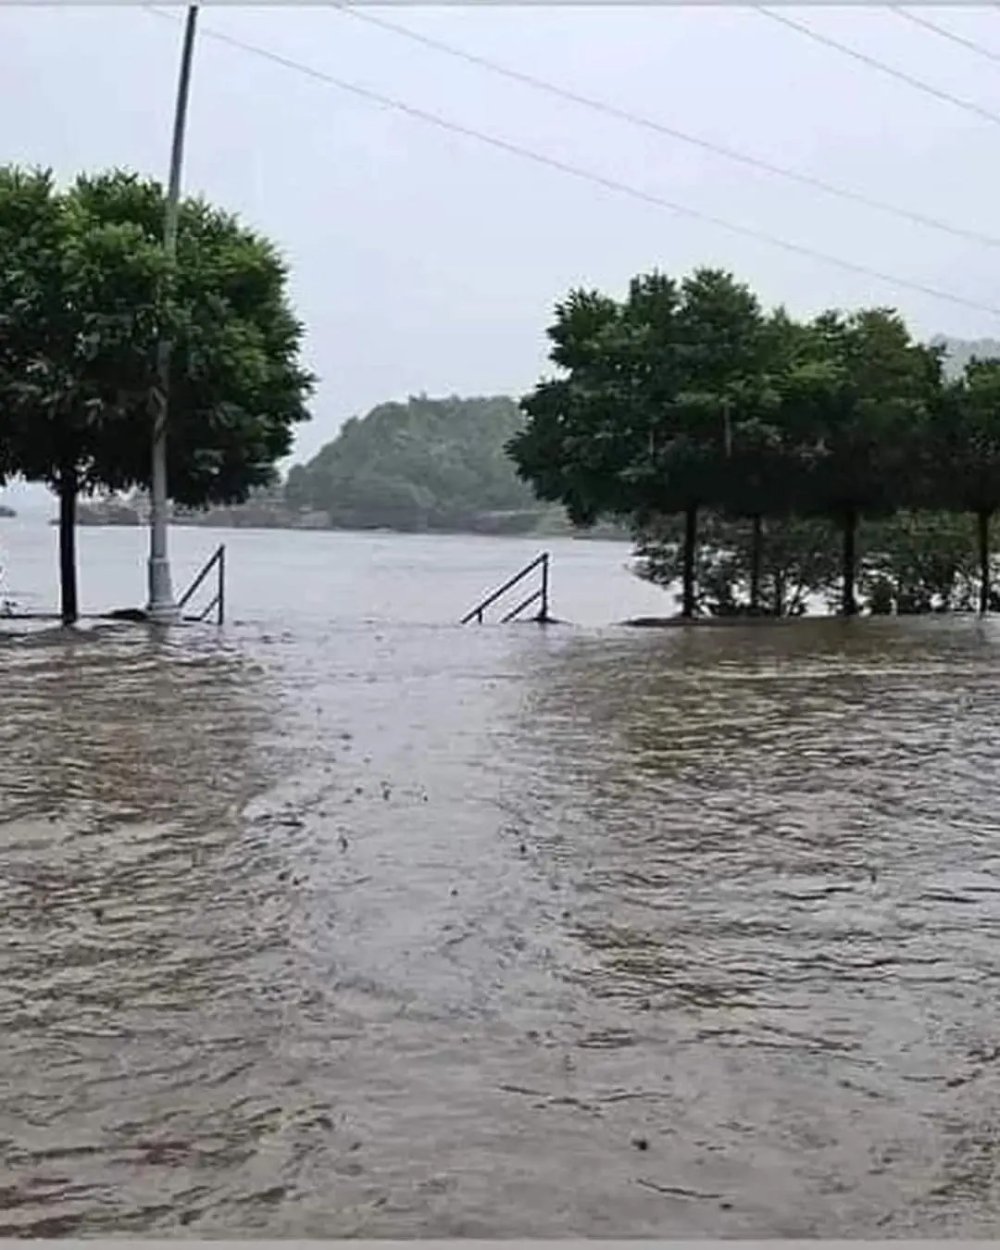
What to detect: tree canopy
<box><xmin>511</xmin><ymin>266</ymin><xmax>1000</xmax><ymax>617</ymax></box>
<box><xmin>285</xmin><ymin>394</ymin><xmax>543</xmax><ymax>533</ymax></box>
<box><xmin>0</xmin><ymin>166</ymin><xmax>313</xmax><ymax>621</ymax></box>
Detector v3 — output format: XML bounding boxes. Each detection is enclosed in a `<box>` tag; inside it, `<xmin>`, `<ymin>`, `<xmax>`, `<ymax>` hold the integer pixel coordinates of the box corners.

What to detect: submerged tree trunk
<box><xmin>681</xmin><ymin>504</ymin><xmax>698</xmax><ymax>619</ymax></box>
<box><xmin>749</xmin><ymin>514</ymin><xmax>763</xmax><ymax>614</ymax></box>
<box><xmin>773</xmin><ymin>569</ymin><xmax>786</xmax><ymax>618</ymax></box>
<box><xmin>841</xmin><ymin>508</ymin><xmax>858</xmax><ymax>618</ymax></box>
<box><xmin>58</xmin><ymin>465</ymin><xmax>78</xmax><ymax>626</ymax></box>
<box><xmin>978</xmin><ymin>508</ymin><xmax>992</xmax><ymax>615</ymax></box>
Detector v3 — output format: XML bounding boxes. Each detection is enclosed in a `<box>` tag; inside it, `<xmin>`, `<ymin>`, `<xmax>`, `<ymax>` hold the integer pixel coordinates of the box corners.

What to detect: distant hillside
<box><xmin>933</xmin><ymin>335</ymin><xmax>1000</xmax><ymax>379</ymax></box>
<box><xmin>285</xmin><ymin>394</ymin><xmax>552</xmax><ymax>534</ymax></box>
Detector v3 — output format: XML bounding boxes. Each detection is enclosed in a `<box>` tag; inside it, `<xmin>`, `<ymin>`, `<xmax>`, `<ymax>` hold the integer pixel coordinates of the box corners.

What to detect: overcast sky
<box><xmin>3</xmin><ymin>3</ymin><xmax>1000</xmax><ymax>510</ymax></box>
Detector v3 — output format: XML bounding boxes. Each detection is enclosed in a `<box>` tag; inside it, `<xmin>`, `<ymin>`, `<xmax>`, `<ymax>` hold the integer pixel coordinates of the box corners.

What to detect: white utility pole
<box><xmin>148</xmin><ymin>5</ymin><xmax>199</xmax><ymax>623</ymax></box>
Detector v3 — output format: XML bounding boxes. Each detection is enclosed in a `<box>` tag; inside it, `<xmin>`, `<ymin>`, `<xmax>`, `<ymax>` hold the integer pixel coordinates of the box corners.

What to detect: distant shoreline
<box><xmin>68</xmin><ymin>519</ymin><xmax>632</xmax><ymax>543</ymax></box>
<box><xmin>67</xmin><ymin>503</ymin><xmax>630</xmax><ymax>543</ymax></box>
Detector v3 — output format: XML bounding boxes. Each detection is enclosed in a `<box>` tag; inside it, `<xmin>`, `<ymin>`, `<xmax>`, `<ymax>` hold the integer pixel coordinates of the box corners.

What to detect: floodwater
<box><xmin>3</xmin><ymin>520</ymin><xmax>1000</xmax><ymax>1236</ymax></box>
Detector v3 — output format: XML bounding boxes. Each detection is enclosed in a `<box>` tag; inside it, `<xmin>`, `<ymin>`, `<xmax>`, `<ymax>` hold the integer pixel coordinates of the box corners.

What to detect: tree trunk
<box><xmin>773</xmin><ymin>570</ymin><xmax>785</xmax><ymax>618</ymax></box>
<box><xmin>681</xmin><ymin>504</ymin><xmax>698</xmax><ymax>619</ymax></box>
<box><xmin>841</xmin><ymin>508</ymin><xmax>858</xmax><ymax>618</ymax></box>
<box><xmin>58</xmin><ymin>466</ymin><xmax>78</xmax><ymax>626</ymax></box>
<box><xmin>978</xmin><ymin>509</ymin><xmax>992</xmax><ymax>616</ymax></box>
<box><xmin>749</xmin><ymin>514</ymin><xmax>763</xmax><ymax>614</ymax></box>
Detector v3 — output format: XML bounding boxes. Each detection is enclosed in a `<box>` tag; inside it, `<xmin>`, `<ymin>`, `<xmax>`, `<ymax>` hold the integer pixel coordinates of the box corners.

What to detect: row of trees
<box><xmin>0</xmin><ymin>166</ymin><xmax>313</xmax><ymax>622</ymax></box>
<box><xmin>509</xmin><ymin>268</ymin><xmax>1000</xmax><ymax>617</ymax></box>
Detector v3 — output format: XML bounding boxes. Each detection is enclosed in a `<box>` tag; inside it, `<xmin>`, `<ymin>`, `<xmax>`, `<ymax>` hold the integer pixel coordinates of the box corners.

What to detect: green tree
<box><xmin>0</xmin><ymin>167</ymin><xmax>312</xmax><ymax>623</ymax></box>
<box><xmin>710</xmin><ymin>308</ymin><xmax>816</xmax><ymax>612</ymax></box>
<box><xmin>0</xmin><ymin>168</ymin><xmax>167</xmax><ymax>622</ymax></box>
<box><xmin>657</xmin><ymin>269</ymin><xmax>773</xmax><ymax>617</ymax></box>
<box><xmin>926</xmin><ymin>358</ymin><xmax>1000</xmax><ymax>613</ymax></box>
<box><xmin>636</xmin><ymin>509</ymin><xmax>981</xmax><ymax>618</ymax></box>
<box><xmin>512</xmin><ymin>287</ymin><xmax>639</xmax><ymax>533</ymax></box>
<box><xmin>635</xmin><ymin>512</ymin><xmax>839</xmax><ymax>617</ymax></box>
<box><xmin>512</xmin><ymin>268</ymin><xmax>775</xmax><ymax>618</ymax></box>
<box><xmin>858</xmin><ymin>511</ymin><xmax>980</xmax><ymax>614</ymax></box>
<box><xmin>778</xmin><ymin>309</ymin><xmax>942</xmax><ymax>617</ymax></box>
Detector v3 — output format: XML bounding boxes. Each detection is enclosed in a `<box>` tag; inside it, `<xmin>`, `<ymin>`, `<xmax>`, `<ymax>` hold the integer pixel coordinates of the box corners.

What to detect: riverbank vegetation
<box><xmin>510</xmin><ymin>268</ymin><xmax>1000</xmax><ymax>617</ymax></box>
<box><xmin>633</xmin><ymin>510</ymin><xmax>997</xmax><ymax>617</ymax></box>
<box><xmin>0</xmin><ymin>166</ymin><xmax>312</xmax><ymax>623</ymax></box>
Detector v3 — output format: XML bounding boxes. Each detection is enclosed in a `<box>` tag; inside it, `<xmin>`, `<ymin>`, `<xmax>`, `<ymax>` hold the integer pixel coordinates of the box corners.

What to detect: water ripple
<box><xmin>3</xmin><ymin>615</ymin><xmax>1000</xmax><ymax>1235</ymax></box>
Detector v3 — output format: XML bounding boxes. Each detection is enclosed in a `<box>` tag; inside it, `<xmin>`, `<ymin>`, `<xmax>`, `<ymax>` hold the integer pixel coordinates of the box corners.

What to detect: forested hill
<box><xmin>284</xmin><ymin>394</ymin><xmax>548</xmax><ymax>533</ymax></box>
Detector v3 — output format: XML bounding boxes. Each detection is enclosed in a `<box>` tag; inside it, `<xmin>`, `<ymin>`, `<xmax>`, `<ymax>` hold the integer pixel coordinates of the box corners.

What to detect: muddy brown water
<box><xmin>3</xmin><ymin>524</ymin><xmax>1000</xmax><ymax>1235</ymax></box>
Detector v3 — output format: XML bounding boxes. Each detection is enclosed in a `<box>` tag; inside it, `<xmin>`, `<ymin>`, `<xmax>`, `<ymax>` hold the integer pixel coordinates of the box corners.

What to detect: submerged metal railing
<box><xmin>178</xmin><ymin>543</ymin><xmax>226</xmax><ymax>625</ymax></box>
<box><xmin>461</xmin><ymin>551</ymin><xmax>551</xmax><ymax>625</ymax></box>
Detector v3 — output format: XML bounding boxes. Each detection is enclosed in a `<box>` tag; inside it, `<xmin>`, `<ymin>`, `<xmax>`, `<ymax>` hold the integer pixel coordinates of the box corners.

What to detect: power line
<box><xmin>891</xmin><ymin>7</ymin><xmax>1000</xmax><ymax>67</ymax></box>
<box><xmin>756</xmin><ymin>7</ymin><xmax>1000</xmax><ymax>129</ymax></box>
<box><xmin>326</xmin><ymin>3</ymin><xmax>1000</xmax><ymax>250</ymax></box>
<box><xmin>144</xmin><ymin>7</ymin><xmax>1000</xmax><ymax>319</ymax></box>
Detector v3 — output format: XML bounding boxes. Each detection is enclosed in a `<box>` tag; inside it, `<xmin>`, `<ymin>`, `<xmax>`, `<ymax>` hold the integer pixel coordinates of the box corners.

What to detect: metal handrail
<box><xmin>178</xmin><ymin>543</ymin><xmax>226</xmax><ymax>625</ymax></box>
<box><xmin>193</xmin><ymin>593</ymin><xmax>220</xmax><ymax>623</ymax></box>
<box><xmin>500</xmin><ymin>587</ymin><xmax>543</xmax><ymax>624</ymax></box>
<box><xmin>461</xmin><ymin>551</ymin><xmax>551</xmax><ymax>625</ymax></box>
